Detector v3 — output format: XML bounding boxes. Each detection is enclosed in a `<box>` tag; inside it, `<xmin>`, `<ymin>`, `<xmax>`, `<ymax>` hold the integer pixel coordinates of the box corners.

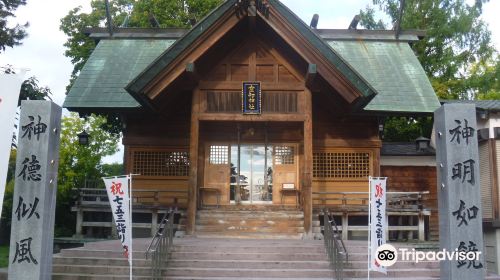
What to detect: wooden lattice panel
<box><xmin>209</xmin><ymin>145</ymin><xmax>229</xmax><ymax>164</ymax></box>
<box><xmin>313</xmin><ymin>151</ymin><xmax>371</xmax><ymax>179</ymax></box>
<box><xmin>132</xmin><ymin>151</ymin><xmax>189</xmax><ymax>177</ymax></box>
<box><xmin>274</xmin><ymin>146</ymin><xmax>295</xmax><ymax>165</ymax></box>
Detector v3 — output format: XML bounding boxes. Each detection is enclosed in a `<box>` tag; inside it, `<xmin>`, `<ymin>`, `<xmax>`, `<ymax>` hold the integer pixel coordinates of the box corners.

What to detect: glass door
<box><xmin>230</xmin><ymin>145</ymin><xmax>272</xmax><ymax>204</ymax></box>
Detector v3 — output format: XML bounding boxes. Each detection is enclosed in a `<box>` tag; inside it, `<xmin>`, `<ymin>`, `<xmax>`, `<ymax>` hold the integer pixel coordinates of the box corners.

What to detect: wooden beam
<box><xmin>145</xmin><ymin>11</ymin><xmax>241</xmax><ymax>99</ymax></box>
<box><xmin>199</xmin><ymin>81</ymin><xmax>305</xmax><ymax>91</ymax></box>
<box><xmin>186</xmin><ymin>62</ymin><xmax>200</xmax><ymax>86</ymax></box>
<box><xmin>303</xmin><ymin>88</ymin><xmax>313</xmax><ymax>237</ymax></box>
<box><xmin>261</xmin><ymin>6</ymin><xmax>363</xmax><ymax>104</ymax></box>
<box><xmin>186</xmin><ymin>89</ymin><xmax>200</xmax><ymax>234</ymax></box>
<box><xmin>198</xmin><ymin>113</ymin><xmax>306</xmax><ymax>122</ymax></box>
<box><xmin>305</xmin><ymin>63</ymin><xmax>317</xmax><ymax>89</ymax></box>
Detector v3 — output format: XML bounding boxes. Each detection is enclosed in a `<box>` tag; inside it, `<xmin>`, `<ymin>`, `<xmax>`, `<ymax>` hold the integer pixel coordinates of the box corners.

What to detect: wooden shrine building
<box><xmin>64</xmin><ymin>0</ymin><xmax>440</xmax><ymax>239</ymax></box>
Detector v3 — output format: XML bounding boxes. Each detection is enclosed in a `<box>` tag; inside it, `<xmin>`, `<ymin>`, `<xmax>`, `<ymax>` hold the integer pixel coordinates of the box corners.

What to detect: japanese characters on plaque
<box><xmin>434</xmin><ymin>104</ymin><xmax>485</xmax><ymax>280</ymax></box>
<box><xmin>242</xmin><ymin>82</ymin><xmax>261</xmax><ymax>114</ymax></box>
<box><xmin>8</xmin><ymin>101</ymin><xmax>61</xmax><ymax>280</ymax></box>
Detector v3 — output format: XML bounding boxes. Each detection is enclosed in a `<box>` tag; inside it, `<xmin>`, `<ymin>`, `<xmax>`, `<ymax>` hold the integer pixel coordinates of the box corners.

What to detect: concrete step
<box><xmin>172</xmin><ymin>245</ymin><xmax>325</xmax><ymax>254</ymax></box>
<box><xmin>52</xmin><ymin>265</ymin><xmax>155</xmax><ymax>276</ymax></box>
<box><xmin>195</xmin><ymin>225</ymin><xmax>305</xmax><ymax>233</ymax></box>
<box><xmin>195</xmin><ymin>219</ymin><xmax>304</xmax><ymax>227</ymax></box>
<box><xmin>52</xmin><ymin>256</ymin><xmax>150</xmax><ymax>267</ymax></box>
<box><xmin>165</xmin><ymin>267</ymin><xmax>333</xmax><ymax>278</ymax></box>
<box><xmin>194</xmin><ymin>232</ymin><xmax>305</xmax><ymax>239</ymax></box>
<box><xmin>170</xmin><ymin>251</ymin><xmax>328</xmax><ymax>261</ymax></box>
<box><xmin>168</xmin><ymin>259</ymin><xmax>331</xmax><ymax>269</ymax></box>
<box><xmin>196</xmin><ymin>211</ymin><xmax>304</xmax><ymax>219</ymax></box>
<box><xmin>52</xmin><ymin>273</ymin><xmax>152</xmax><ymax>280</ymax></box>
<box><xmin>57</xmin><ymin>249</ymin><xmax>147</xmax><ymax>259</ymax></box>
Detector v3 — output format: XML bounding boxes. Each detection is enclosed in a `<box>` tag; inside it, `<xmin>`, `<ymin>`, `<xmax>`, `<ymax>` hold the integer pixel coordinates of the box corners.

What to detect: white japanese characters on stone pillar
<box><xmin>8</xmin><ymin>101</ymin><xmax>61</xmax><ymax>280</ymax></box>
<box><xmin>435</xmin><ymin>103</ymin><xmax>485</xmax><ymax>280</ymax></box>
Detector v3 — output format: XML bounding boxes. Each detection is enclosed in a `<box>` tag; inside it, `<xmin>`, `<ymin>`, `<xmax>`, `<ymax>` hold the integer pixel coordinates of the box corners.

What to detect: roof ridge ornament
<box><xmin>235</xmin><ymin>0</ymin><xmax>270</xmax><ymax>18</ymax></box>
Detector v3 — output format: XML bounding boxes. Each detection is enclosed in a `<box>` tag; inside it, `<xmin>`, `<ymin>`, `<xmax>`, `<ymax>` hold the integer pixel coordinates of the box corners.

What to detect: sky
<box><xmin>1</xmin><ymin>0</ymin><xmax>499</xmax><ymax>163</ymax></box>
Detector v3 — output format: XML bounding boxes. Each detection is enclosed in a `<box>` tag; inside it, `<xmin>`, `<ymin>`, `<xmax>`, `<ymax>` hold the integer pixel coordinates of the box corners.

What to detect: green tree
<box><xmin>3</xmin><ymin>67</ymin><xmax>53</xmax><ymax>146</ymax></box>
<box><xmin>56</xmin><ymin>113</ymin><xmax>120</xmax><ymax>236</ymax></box>
<box><xmin>0</xmin><ymin>0</ymin><xmax>28</xmax><ymax>52</ymax></box>
<box><xmin>102</xmin><ymin>163</ymin><xmax>124</xmax><ymax>177</ymax></box>
<box><xmin>359</xmin><ymin>0</ymin><xmax>497</xmax><ymax>100</ymax></box>
<box><xmin>60</xmin><ymin>0</ymin><xmax>223</xmax><ymax>94</ymax></box>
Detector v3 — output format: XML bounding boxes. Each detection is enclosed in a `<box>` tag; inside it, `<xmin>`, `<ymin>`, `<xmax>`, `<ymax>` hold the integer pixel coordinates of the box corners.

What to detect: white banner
<box><xmin>103</xmin><ymin>176</ymin><xmax>132</xmax><ymax>265</ymax></box>
<box><xmin>0</xmin><ymin>71</ymin><xmax>26</xmax><ymax>219</ymax></box>
<box><xmin>369</xmin><ymin>177</ymin><xmax>387</xmax><ymax>274</ymax></box>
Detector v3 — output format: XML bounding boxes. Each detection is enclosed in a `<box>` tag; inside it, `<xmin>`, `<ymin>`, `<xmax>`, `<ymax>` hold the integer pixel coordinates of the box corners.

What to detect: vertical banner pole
<box><xmin>368</xmin><ymin>176</ymin><xmax>371</xmax><ymax>280</ymax></box>
<box><xmin>129</xmin><ymin>174</ymin><xmax>133</xmax><ymax>280</ymax></box>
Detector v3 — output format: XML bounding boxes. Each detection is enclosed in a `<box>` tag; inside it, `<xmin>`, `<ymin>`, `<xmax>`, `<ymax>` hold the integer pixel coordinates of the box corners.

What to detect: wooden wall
<box><xmin>124</xmin><ymin>110</ymin><xmax>191</xmax><ymax>207</ymax></box>
<box><xmin>312</xmin><ymin>95</ymin><xmax>381</xmax><ymax>200</ymax></box>
<box><xmin>381</xmin><ymin>166</ymin><xmax>439</xmax><ymax>241</ymax></box>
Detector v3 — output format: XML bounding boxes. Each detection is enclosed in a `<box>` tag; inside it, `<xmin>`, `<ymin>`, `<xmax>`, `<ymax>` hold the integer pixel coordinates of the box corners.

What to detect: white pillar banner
<box><xmin>369</xmin><ymin>177</ymin><xmax>387</xmax><ymax>274</ymax></box>
<box><xmin>0</xmin><ymin>71</ymin><xmax>26</xmax><ymax>219</ymax></box>
<box><xmin>103</xmin><ymin>176</ymin><xmax>132</xmax><ymax>265</ymax></box>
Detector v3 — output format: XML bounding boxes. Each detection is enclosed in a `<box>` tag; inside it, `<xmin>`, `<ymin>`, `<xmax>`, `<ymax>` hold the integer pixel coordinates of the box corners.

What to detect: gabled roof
<box><xmin>125</xmin><ymin>0</ymin><xmax>381</xmax><ymax>108</ymax></box>
<box><xmin>63</xmin><ymin>1</ymin><xmax>440</xmax><ymax>114</ymax></box>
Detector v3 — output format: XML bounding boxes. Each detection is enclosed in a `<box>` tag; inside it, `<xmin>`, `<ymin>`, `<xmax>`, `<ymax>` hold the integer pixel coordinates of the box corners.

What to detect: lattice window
<box><xmin>209</xmin><ymin>145</ymin><xmax>229</xmax><ymax>164</ymax></box>
<box><xmin>132</xmin><ymin>151</ymin><xmax>189</xmax><ymax>177</ymax></box>
<box><xmin>274</xmin><ymin>146</ymin><xmax>295</xmax><ymax>165</ymax></box>
<box><xmin>313</xmin><ymin>152</ymin><xmax>371</xmax><ymax>179</ymax></box>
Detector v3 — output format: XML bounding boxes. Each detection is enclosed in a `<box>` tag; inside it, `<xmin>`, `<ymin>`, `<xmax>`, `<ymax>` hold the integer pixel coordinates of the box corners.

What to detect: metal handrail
<box><xmin>323</xmin><ymin>211</ymin><xmax>348</xmax><ymax>280</ymax></box>
<box><xmin>145</xmin><ymin>208</ymin><xmax>175</xmax><ymax>279</ymax></box>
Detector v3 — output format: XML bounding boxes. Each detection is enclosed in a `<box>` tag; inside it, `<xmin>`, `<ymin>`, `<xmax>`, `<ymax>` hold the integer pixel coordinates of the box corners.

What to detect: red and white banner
<box><xmin>0</xmin><ymin>71</ymin><xmax>26</xmax><ymax>219</ymax></box>
<box><xmin>103</xmin><ymin>176</ymin><xmax>132</xmax><ymax>265</ymax></box>
<box><xmin>369</xmin><ymin>177</ymin><xmax>387</xmax><ymax>274</ymax></box>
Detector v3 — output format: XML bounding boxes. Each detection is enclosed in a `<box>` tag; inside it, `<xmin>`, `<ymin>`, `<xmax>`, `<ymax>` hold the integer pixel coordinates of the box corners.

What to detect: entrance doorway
<box><xmin>230</xmin><ymin>145</ymin><xmax>273</xmax><ymax>204</ymax></box>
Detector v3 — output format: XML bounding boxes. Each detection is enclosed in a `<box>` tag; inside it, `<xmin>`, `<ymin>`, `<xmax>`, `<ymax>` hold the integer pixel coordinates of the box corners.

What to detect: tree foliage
<box><xmin>56</xmin><ymin>113</ymin><xmax>120</xmax><ymax>236</ymax></box>
<box><xmin>0</xmin><ymin>0</ymin><xmax>28</xmax><ymax>52</ymax></box>
<box><xmin>359</xmin><ymin>0</ymin><xmax>498</xmax><ymax>100</ymax></box>
<box><xmin>60</xmin><ymin>0</ymin><xmax>223</xmax><ymax>94</ymax></box>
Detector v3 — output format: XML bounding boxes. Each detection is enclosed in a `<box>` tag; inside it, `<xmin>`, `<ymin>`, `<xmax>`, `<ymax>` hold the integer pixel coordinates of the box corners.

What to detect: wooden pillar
<box><xmin>187</xmin><ymin>89</ymin><xmax>200</xmax><ymax>234</ymax></box>
<box><xmin>303</xmin><ymin>89</ymin><xmax>313</xmax><ymax>236</ymax></box>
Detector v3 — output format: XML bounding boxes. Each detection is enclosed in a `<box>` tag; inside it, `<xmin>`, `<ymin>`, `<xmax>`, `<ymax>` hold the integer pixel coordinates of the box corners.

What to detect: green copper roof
<box><xmin>328</xmin><ymin>40</ymin><xmax>440</xmax><ymax>113</ymax></box>
<box><xmin>63</xmin><ymin>39</ymin><xmax>175</xmax><ymax>110</ymax></box>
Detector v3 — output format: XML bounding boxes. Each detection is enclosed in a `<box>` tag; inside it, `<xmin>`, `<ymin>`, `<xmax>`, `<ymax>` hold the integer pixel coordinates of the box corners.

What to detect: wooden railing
<box><xmin>313</xmin><ymin>191</ymin><xmax>429</xmax><ymax>211</ymax></box>
<box><xmin>72</xmin><ymin>187</ymin><xmax>187</xmax><ymax>237</ymax></box>
<box><xmin>314</xmin><ymin>191</ymin><xmax>431</xmax><ymax>241</ymax></box>
<box><xmin>77</xmin><ymin>188</ymin><xmax>188</xmax><ymax>206</ymax></box>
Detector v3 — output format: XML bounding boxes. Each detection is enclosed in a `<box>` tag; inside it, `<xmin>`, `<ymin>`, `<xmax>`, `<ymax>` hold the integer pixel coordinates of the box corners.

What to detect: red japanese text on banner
<box><xmin>370</xmin><ymin>177</ymin><xmax>387</xmax><ymax>274</ymax></box>
<box><xmin>103</xmin><ymin>176</ymin><xmax>132</xmax><ymax>264</ymax></box>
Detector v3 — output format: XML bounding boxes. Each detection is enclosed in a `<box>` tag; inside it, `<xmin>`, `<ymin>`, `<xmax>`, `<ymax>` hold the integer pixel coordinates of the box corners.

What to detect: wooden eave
<box><xmin>126</xmin><ymin>0</ymin><xmax>378</xmax><ymax>109</ymax></box>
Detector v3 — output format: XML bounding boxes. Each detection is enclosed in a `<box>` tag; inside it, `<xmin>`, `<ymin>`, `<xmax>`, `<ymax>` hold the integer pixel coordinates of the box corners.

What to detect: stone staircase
<box><xmin>51</xmin><ymin>237</ymin><xmax>500</xmax><ymax>279</ymax></box>
<box><xmin>193</xmin><ymin>208</ymin><xmax>307</xmax><ymax>239</ymax></box>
